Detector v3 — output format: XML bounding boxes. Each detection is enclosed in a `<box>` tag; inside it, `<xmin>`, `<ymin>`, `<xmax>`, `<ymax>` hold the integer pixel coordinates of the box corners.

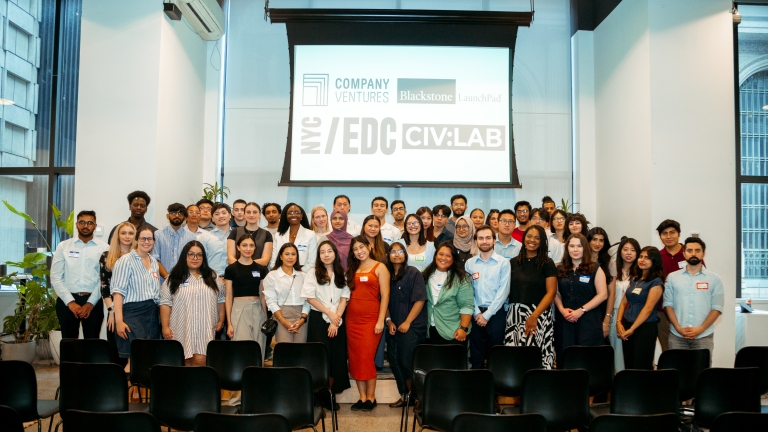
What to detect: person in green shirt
<box><xmin>423</xmin><ymin>242</ymin><xmax>475</xmax><ymax>347</ymax></box>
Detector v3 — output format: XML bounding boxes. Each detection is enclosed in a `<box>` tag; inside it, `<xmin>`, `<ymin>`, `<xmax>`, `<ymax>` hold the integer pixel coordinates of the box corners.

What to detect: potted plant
<box><xmin>201</xmin><ymin>182</ymin><xmax>230</xmax><ymax>202</ymax></box>
<box><xmin>0</xmin><ymin>201</ymin><xmax>71</xmax><ymax>364</ymax></box>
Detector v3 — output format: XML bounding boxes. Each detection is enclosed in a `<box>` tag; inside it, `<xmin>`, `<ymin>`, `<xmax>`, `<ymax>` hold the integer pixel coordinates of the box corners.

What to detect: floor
<box><xmin>24</xmin><ymin>361</ymin><xmax>406</xmax><ymax>432</ymax></box>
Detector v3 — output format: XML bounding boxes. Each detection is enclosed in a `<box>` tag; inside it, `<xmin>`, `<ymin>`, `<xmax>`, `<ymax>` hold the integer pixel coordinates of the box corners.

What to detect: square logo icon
<box><xmin>303</xmin><ymin>74</ymin><xmax>329</xmax><ymax>106</ymax></box>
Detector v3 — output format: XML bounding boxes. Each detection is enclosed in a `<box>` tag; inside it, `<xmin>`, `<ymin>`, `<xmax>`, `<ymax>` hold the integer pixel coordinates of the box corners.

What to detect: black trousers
<box><xmin>387</xmin><ymin>326</ymin><xmax>426</xmax><ymax>395</ymax></box>
<box><xmin>55</xmin><ymin>295</ymin><xmax>104</xmax><ymax>339</ymax></box>
<box><xmin>427</xmin><ymin>326</ymin><xmax>468</xmax><ymax>348</ymax></box>
<box><xmin>468</xmin><ymin>311</ymin><xmax>505</xmax><ymax>369</ymax></box>
<box><xmin>622</xmin><ymin>320</ymin><xmax>658</xmax><ymax>370</ymax></box>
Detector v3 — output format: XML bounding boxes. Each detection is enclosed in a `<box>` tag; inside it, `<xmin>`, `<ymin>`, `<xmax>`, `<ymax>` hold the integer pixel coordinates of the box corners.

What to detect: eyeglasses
<box><xmin>287</xmin><ymin>210</ymin><xmax>301</xmax><ymax>216</ymax></box>
<box><xmin>531</xmin><ymin>217</ymin><xmax>543</xmax><ymax>222</ymax></box>
<box><xmin>390</xmin><ymin>250</ymin><xmax>405</xmax><ymax>255</ymax></box>
<box><xmin>198</xmin><ymin>206</ymin><xmax>212</xmax><ymax>211</ymax></box>
<box><xmin>406</xmin><ymin>222</ymin><xmax>421</xmax><ymax>227</ymax></box>
<box><xmin>138</xmin><ymin>237</ymin><xmax>154</xmax><ymax>243</ymax></box>
<box><xmin>453</xmin><ymin>204</ymin><xmax>466</xmax><ymax>208</ymax></box>
<box><xmin>76</xmin><ymin>221</ymin><xmax>95</xmax><ymax>227</ymax></box>
<box><xmin>553</xmin><ymin>217</ymin><xmax>565</xmax><ymax>222</ymax></box>
<box><xmin>169</xmin><ymin>211</ymin><xmax>184</xmax><ymax>216</ymax></box>
<box><xmin>516</xmin><ymin>209</ymin><xmax>529</xmax><ymax>214</ymax></box>
<box><xmin>187</xmin><ymin>253</ymin><xmax>203</xmax><ymax>259</ymax></box>
<box><xmin>392</xmin><ymin>206</ymin><xmax>405</xmax><ymax>212</ymax></box>
<box><xmin>456</xmin><ymin>225</ymin><xmax>470</xmax><ymax>230</ymax></box>
<box><xmin>188</xmin><ymin>210</ymin><xmax>201</xmax><ymax>215</ymax></box>
<box><xmin>499</xmin><ymin>219</ymin><xmax>515</xmax><ymax>225</ymax></box>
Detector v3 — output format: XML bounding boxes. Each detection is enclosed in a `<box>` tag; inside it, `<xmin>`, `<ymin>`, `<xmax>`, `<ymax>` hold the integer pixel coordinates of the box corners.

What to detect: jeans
<box><xmin>56</xmin><ymin>296</ymin><xmax>104</xmax><ymax>339</ymax></box>
<box><xmin>668</xmin><ymin>333</ymin><xmax>714</xmax><ymax>366</ymax></box>
<box><xmin>387</xmin><ymin>328</ymin><xmax>425</xmax><ymax>395</ymax></box>
<box><xmin>468</xmin><ymin>311</ymin><xmax>505</xmax><ymax>369</ymax></box>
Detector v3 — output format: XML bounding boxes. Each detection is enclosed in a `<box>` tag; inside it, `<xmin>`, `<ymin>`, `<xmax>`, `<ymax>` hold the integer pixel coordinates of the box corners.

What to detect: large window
<box><xmin>0</xmin><ymin>0</ymin><xmax>81</xmax><ymax>272</ymax></box>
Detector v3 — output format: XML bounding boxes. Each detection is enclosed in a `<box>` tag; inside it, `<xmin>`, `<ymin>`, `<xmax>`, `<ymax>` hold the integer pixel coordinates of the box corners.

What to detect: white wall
<box><xmin>222</xmin><ymin>0</ymin><xmax>573</xmax><ymax>223</ymax></box>
<box><xmin>74</xmin><ymin>0</ymin><xmax>217</xmax><ymax>233</ymax></box>
<box><xmin>576</xmin><ymin>0</ymin><xmax>736</xmax><ymax>366</ymax></box>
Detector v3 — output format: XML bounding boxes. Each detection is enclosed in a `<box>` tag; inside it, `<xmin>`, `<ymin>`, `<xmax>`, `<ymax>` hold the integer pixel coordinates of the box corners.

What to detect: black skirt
<box><xmin>307</xmin><ymin>309</ymin><xmax>351</xmax><ymax>393</ymax></box>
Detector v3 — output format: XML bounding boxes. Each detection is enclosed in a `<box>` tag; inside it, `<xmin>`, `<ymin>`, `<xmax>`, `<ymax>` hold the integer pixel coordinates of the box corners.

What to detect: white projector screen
<box><xmin>289</xmin><ymin>45</ymin><xmax>512</xmax><ymax>185</ymax></box>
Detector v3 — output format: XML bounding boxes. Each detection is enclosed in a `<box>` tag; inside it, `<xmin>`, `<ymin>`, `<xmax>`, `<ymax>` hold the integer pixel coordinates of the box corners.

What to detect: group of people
<box><xmin>49</xmin><ymin>191</ymin><xmax>724</xmax><ymax>411</ymax></box>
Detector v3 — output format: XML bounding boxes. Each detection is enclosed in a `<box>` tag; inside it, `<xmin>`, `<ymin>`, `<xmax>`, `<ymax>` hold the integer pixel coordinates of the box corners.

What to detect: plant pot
<box><xmin>36</xmin><ymin>337</ymin><xmax>52</xmax><ymax>360</ymax></box>
<box><xmin>48</xmin><ymin>330</ymin><xmax>62</xmax><ymax>365</ymax></box>
<box><xmin>1</xmin><ymin>341</ymin><xmax>37</xmax><ymax>363</ymax></box>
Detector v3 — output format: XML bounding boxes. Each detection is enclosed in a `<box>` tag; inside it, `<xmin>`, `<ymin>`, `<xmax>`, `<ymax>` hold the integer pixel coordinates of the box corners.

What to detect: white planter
<box><xmin>48</xmin><ymin>330</ymin><xmax>62</xmax><ymax>365</ymax></box>
<box><xmin>1</xmin><ymin>341</ymin><xmax>37</xmax><ymax>363</ymax></box>
<box><xmin>36</xmin><ymin>337</ymin><xmax>52</xmax><ymax>360</ymax></box>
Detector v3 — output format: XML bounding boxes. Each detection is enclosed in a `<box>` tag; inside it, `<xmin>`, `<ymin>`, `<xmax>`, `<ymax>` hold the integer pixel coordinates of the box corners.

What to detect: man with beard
<box><xmin>464</xmin><ymin>225</ymin><xmax>510</xmax><ymax>369</ymax></box>
<box><xmin>541</xmin><ymin>196</ymin><xmax>557</xmax><ymax>215</ymax></box>
<box><xmin>107</xmin><ymin>190</ymin><xmax>157</xmax><ymax>243</ymax></box>
<box><xmin>391</xmin><ymin>200</ymin><xmax>406</xmax><ymax>235</ymax></box>
<box><xmin>512</xmin><ymin>201</ymin><xmax>532</xmax><ymax>243</ymax></box>
<box><xmin>445</xmin><ymin>194</ymin><xmax>467</xmax><ymax>234</ymax></box>
<box><xmin>51</xmin><ymin>211</ymin><xmax>109</xmax><ymax>338</ymax></box>
<box><xmin>663</xmin><ymin>237</ymin><xmax>723</xmax><ymax>362</ymax></box>
<box><xmin>153</xmin><ymin>203</ymin><xmax>197</xmax><ymax>278</ymax></box>
<box><xmin>263</xmin><ymin>203</ymin><xmax>282</xmax><ymax>236</ymax></box>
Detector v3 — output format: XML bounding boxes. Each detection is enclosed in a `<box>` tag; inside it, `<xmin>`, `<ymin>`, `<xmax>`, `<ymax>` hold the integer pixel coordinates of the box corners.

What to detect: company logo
<box><xmin>303</xmin><ymin>74</ymin><xmax>329</xmax><ymax>106</ymax></box>
<box><xmin>397</xmin><ymin>79</ymin><xmax>456</xmax><ymax>104</ymax></box>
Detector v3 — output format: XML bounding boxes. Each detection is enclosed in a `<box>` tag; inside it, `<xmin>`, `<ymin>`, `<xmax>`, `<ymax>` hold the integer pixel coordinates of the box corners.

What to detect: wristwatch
<box><xmin>458</xmin><ymin>325</ymin><xmax>469</xmax><ymax>332</ymax></box>
<box><xmin>107</xmin><ymin>307</ymin><xmax>114</xmax><ymax>312</ymax></box>
<box><xmin>581</xmin><ymin>307</ymin><xmax>587</xmax><ymax>314</ymax></box>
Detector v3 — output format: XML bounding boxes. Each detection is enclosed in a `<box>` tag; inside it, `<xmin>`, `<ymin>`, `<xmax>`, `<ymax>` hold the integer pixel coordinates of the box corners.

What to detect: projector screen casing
<box><xmin>272</xmin><ymin>11</ymin><xmax>525</xmax><ymax>188</ymax></box>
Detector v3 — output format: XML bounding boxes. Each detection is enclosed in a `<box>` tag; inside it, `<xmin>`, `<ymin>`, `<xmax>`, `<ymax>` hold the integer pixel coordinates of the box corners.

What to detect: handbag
<box><xmin>261</xmin><ymin>274</ymin><xmax>297</xmax><ymax>337</ymax></box>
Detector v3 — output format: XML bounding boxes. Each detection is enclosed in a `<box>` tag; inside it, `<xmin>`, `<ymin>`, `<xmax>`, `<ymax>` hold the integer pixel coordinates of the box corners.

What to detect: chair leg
<box><xmin>53</xmin><ymin>419</ymin><xmax>62</xmax><ymax>432</ymax></box>
<box><xmin>54</xmin><ymin>386</ymin><xmax>60</xmax><ymax>400</ymax></box>
<box><xmin>328</xmin><ymin>388</ymin><xmax>336</xmax><ymax>431</ymax></box>
<box><xmin>401</xmin><ymin>394</ymin><xmax>409</xmax><ymax>432</ymax></box>
<box><xmin>47</xmin><ymin>414</ymin><xmax>55</xmax><ymax>432</ymax></box>
<box><xmin>321</xmin><ymin>416</ymin><xmax>326</xmax><ymax>432</ymax></box>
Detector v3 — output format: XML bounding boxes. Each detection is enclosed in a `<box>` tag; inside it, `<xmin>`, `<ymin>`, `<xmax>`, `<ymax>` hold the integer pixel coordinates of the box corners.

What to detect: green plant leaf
<box><xmin>51</xmin><ymin>204</ymin><xmax>62</xmax><ymax>220</ymax></box>
<box><xmin>3</xmin><ymin>200</ymin><xmax>36</xmax><ymax>227</ymax></box>
<box><xmin>23</xmin><ymin>252</ymin><xmax>49</xmax><ymax>265</ymax></box>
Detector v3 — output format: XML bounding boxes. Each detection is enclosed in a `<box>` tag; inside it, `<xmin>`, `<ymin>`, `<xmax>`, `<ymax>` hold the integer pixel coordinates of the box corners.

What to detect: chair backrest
<box><xmin>710</xmin><ymin>411</ymin><xmax>768</xmax><ymax>432</ymax></box>
<box><xmin>149</xmin><ymin>365</ymin><xmax>221</xmax><ymax>432</ymax></box>
<box><xmin>421</xmin><ymin>370</ymin><xmax>495</xmax><ymax>432</ymax></box>
<box><xmin>60</xmin><ymin>339</ymin><xmax>112</xmax><ymax>364</ymax></box>
<box><xmin>241</xmin><ymin>366</ymin><xmax>316</xmax><ymax>431</ymax></box>
<box><xmin>206</xmin><ymin>340</ymin><xmax>262</xmax><ymax>391</ymax></box>
<box><xmin>59</xmin><ymin>362</ymin><xmax>128</xmax><ymax>420</ymax></box>
<box><xmin>735</xmin><ymin>346</ymin><xmax>768</xmax><ymax>395</ymax></box>
<box><xmin>694</xmin><ymin>367</ymin><xmax>762</xmax><ymax>428</ymax></box>
<box><xmin>129</xmin><ymin>339</ymin><xmax>185</xmax><ymax>389</ymax></box>
<box><xmin>412</xmin><ymin>344</ymin><xmax>468</xmax><ymax>400</ymax></box>
<box><xmin>272</xmin><ymin>342</ymin><xmax>329</xmax><ymax>392</ymax></box>
<box><xmin>610</xmin><ymin>369</ymin><xmax>679</xmax><ymax>415</ymax></box>
<box><xmin>657</xmin><ymin>348</ymin><xmax>710</xmax><ymax>402</ymax></box>
<box><xmin>65</xmin><ymin>410</ymin><xmax>161</xmax><ymax>432</ymax></box>
<box><xmin>588</xmin><ymin>414</ymin><xmax>679</xmax><ymax>432</ymax></box>
<box><xmin>521</xmin><ymin>369</ymin><xmax>590</xmax><ymax>431</ymax></box>
<box><xmin>0</xmin><ymin>405</ymin><xmax>24</xmax><ymax>432</ymax></box>
<box><xmin>0</xmin><ymin>361</ymin><xmax>38</xmax><ymax>422</ymax></box>
<box><xmin>560</xmin><ymin>345</ymin><xmax>614</xmax><ymax>397</ymax></box>
<box><xmin>194</xmin><ymin>412</ymin><xmax>291</xmax><ymax>432</ymax></box>
<box><xmin>450</xmin><ymin>412</ymin><xmax>546</xmax><ymax>432</ymax></box>
<box><xmin>487</xmin><ymin>345</ymin><xmax>542</xmax><ymax>398</ymax></box>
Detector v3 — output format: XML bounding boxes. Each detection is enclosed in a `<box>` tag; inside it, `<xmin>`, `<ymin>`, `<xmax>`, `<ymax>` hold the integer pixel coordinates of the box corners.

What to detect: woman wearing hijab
<box><xmin>453</xmin><ymin>215</ymin><xmax>478</xmax><ymax>267</ymax></box>
<box><xmin>327</xmin><ymin>209</ymin><xmax>354</xmax><ymax>272</ymax></box>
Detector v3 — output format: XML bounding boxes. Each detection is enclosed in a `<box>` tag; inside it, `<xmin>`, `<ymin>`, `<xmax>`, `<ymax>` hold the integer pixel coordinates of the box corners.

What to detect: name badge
<box><xmin>152</xmin><ymin>272</ymin><xmax>159</xmax><ymax>279</ymax></box>
<box><xmin>68</xmin><ymin>251</ymin><xmax>80</xmax><ymax>258</ymax></box>
<box><xmin>696</xmin><ymin>282</ymin><xmax>709</xmax><ymax>290</ymax></box>
<box><xmin>297</xmin><ymin>244</ymin><xmax>308</xmax><ymax>251</ymax></box>
<box><xmin>472</xmin><ymin>272</ymin><xmax>480</xmax><ymax>280</ymax></box>
<box><xmin>415</xmin><ymin>255</ymin><xmax>425</xmax><ymax>262</ymax></box>
<box><xmin>182</xmin><ymin>282</ymin><xmax>189</xmax><ymax>287</ymax></box>
<box><xmin>252</xmin><ymin>271</ymin><xmax>260</xmax><ymax>278</ymax></box>
<box><xmin>437</xmin><ymin>284</ymin><xmax>442</xmax><ymax>288</ymax></box>
<box><xmin>360</xmin><ymin>276</ymin><xmax>369</xmax><ymax>282</ymax></box>
<box><xmin>631</xmin><ymin>287</ymin><xmax>643</xmax><ymax>295</ymax></box>
<box><xmin>678</xmin><ymin>261</ymin><xmax>686</xmax><ymax>269</ymax></box>
<box><xmin>579</xmin><ymin>275</ymin><xmax>590</xmax><ymax>283</ymax></box>
<box><xmin>383</xmin><ymin>237</ymin><xmax>392</xmax><ymax>243</ymax></box>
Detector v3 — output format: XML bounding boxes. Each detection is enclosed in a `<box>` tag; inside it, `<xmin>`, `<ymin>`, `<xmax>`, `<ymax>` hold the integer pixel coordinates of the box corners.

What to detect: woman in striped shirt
<box><xmin>160</xmin><ymin>241</ymin><xmax>225</xmax><ymax>366</ymax></box>
<box><xmin>111</xmin><ymin>226</ymin><xmax>162</xmax><ymax>372</ymax></box>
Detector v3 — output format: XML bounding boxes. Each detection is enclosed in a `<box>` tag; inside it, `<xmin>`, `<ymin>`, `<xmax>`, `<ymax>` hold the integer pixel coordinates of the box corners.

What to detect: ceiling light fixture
<box><xmin>0</xmin><ymin>98</ymin><xmax>14</xmax><ymax>105</ymax></box>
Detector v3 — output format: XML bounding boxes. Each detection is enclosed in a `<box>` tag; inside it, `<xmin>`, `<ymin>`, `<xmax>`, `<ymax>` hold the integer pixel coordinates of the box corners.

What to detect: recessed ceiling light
<box><xmin>0</xmin><ymin>98</ymin><xmax>14</xmax><ymax>105</ymax></box>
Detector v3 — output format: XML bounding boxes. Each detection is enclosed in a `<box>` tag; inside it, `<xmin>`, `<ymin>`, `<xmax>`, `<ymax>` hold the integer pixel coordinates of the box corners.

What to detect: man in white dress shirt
<box><xmin>184</xmin><ymin>204</ymin><xmax>227</xmax><ymax>276</ymax></box>
<box><xmin>333</xmin><ymin>195</ymin><xmax>361</xmax><ymax>236</ymax></box>
<box><xmin>371</xmin><ymin>196</ymin><xmax>401</xmax><ymax>245</ymax></box>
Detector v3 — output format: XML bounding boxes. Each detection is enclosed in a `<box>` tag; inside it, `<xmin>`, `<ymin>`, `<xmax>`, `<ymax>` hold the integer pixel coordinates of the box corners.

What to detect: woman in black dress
<box><xmin>554</xmin><ymin>233</ymin><xmax>608</xmax><ymax>360</ymax></box>
<box><xmin>505</xmin><ymin>225</ymin><xmax>558</xmax><ymax>369</ymax></box>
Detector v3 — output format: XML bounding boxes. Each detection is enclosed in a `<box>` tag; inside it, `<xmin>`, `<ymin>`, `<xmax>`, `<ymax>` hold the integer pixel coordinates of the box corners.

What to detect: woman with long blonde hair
<box><xmin>99</xmin><ymin>222</ymin><xmax>136</xmax><ymax>367</ymax></box>
<box><xmin>310</xmin><ymin>205</ymin><xmax>332</xmax><ymax>240</ymax></box>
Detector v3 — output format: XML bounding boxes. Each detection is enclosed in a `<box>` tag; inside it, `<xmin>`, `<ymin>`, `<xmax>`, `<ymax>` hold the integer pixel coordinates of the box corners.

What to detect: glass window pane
<box><xmin>0</xmin><ymin>175</ymin><xmax>49</xmax><ymax>274</ymax></box>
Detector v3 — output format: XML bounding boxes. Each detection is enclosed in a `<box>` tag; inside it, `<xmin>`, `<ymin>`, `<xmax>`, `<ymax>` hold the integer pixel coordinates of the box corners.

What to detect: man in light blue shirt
<box><xmin>494</xmin><ymin>209</ymin><xmax>522</xmax><ymax>259</ymax></box>
<box><xmin>465</xmin><ymin>225</ymin><xmax>511</xmax><ymax>369</ymax></box>
<box><xmin>185</xmin><ymin>204</ymin><xmax>227</xmax><ymax>276</ymax></box>
<box><xmin>153</xmin><ymin>203</ymin><xmax>197</xmax><ymax>277</ymax></box>
<box><xmin>210</xmin><ymin>203</ymin><xmax>233</xmax><ymax>244</ymax></box>
<box><xmin>663</xmin><ymin>237</ymin><xmax>723</xmax><ymax>361</ymax></box>
<box><xmin>50</xmin><ymin>211</ymin><xmax>109</xmax><ymax>339</ymax></box>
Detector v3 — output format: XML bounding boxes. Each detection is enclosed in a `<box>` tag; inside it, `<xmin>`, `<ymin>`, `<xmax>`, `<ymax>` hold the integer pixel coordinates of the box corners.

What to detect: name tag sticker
<box><xmin>383</xmin><ymin>237</ymin><xmax>392</xmax><ymax>243</ymax></box>
<box><xmin>68</xmin><ymin>251</ymin><xmax>80</xmax><ymax>258</ymax></box>
<box><xmin>360</xmin><ymin>276</ymin><xmax>368</xmax><ymax>282</ymax></box>
<box><xmin>579</xmin><ymin>275</ymin><xmax>590</xmax><ymax>283</ymax></box>
<box><xmin>437</xmin><ymin>284</ymin><xmax>442</xmax><ymax>288</ymax></box>
<box><xmin>251</xmin><ymin>271</ymin><xmax>260</xmax><ymax>278</ymax></box>
<box><xmin>297</xmin><ymin>244</ymin><xmax>308</xmax><ymax>251</ymax></box>
<box><xmin>631</xmin><ymin>287</ymin><xmax>643</xmax><ymax>295</ymax></box>
<box><xmin>182</xmin><ymin>282</ymin><xmax>189</xmax><ymax>287</ymax></box>
<box><xmin>472</xmin><ymin>272</ymin><xmax>480</xmax><ymax>280</ymax></box>
<box><xmin>678</xmin><ymin>261</ymin><xmax>686</xmax><ymax>269</ymax></box>
<box><xmin>152</xmin><ymin>272</ymin><xmax>159</xmax><ymax>279</ymax></box>
<box><xmin>415</xmin><ymin>255</ymin><xmax>425</xmax><ymax>262</ymax></box>
<box><xmin>696</xmin><ymin>282</ymin><xmax>709</xmax><ymax>290</ymax></box>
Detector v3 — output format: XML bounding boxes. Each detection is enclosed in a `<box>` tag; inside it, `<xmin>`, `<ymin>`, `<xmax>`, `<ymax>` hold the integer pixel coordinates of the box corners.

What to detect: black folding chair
<box><xmin>0</xmin><ymin>405</ymin><xmax>24</xmax><ymax>432</ymax></box>
<box><xmin>0</xmin><ymin>360</ymin><xmax>59</xmax><ymax>432</ymax></box>
<box><xmin>64</xmin><ymin>410</ymin><xmax>161</xmax><ymax>432</ymax></box>
<box><xmin>693</xmin><ymin>367</ymin><xmax>761</xmax><ymax>429</ymax></box>
<box><xmin>560</xmin><ymin>345</ymin><xmax>614</xmax><ymax>400</ymax></box>
<box><xmin>487</xmin><ymin>345</ymin><xmax>542</xmax><ymax>404</ymax></box>
<box><xmin>450</xmin><ymin>413</ymin><xmax>546</xmax><ymax>432</ymax></box>
<box><xmin>414</xmin><ymin>369</ymin><xmax>494</xmax><ymax>431</ymax></box>
<box><xmin>55</xmin><ymin>338</ymin><xmax>113</xmax><ymax>399</ymax></box>
<box><xmin>194</xmin><ymin>412</ymin><xmax>291</xmax><ymax>432</ymax></box>
<box><xmin>590</xmin><ymin>369</ymin><xmax>679</xmax><ymax>418</ymax></box>
<box><xmin>735</xmin><ymin>346</ymin><xmax>768</xmax><ymax>400</ymax></box>
<box><xmin>588</xmin><ymin>413</ymin><xmax>679</xmax><ymax>432</ymax></box>
<box><xmin>129</xmin><ymin>339</ymin><xmax>185</xmax><ymax>403</ymax></box>
<box><xmin>149</xmin><ymin>365</ymin><xmax>224</xmax><ymax>432</ymax></box>
<box><xmin>711</xmin><ymin>411</ymin><xmax>768</xmax><ymax>432</ymax></box>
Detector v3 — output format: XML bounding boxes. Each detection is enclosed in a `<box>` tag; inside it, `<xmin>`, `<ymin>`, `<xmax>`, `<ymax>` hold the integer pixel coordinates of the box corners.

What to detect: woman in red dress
<box><xmin>345</xmin><ymin>235</ymin><xmax>391</xmax><ymax>412</ymax></box>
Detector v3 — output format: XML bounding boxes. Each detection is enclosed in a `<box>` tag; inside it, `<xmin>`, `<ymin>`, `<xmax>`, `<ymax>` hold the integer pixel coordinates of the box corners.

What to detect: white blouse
<box><xmin>300</xmin><ymin>268</ymin><xmax>351</xmax><ymax>324</ymax></box>
<box><xmin>397</xmin><ymin>239</ymin><xmax>436</xmax><ymax>272</ymax></box>
<box><xmin>263</xmin><ymin>267</ymin><xmax>309</xmax><ymax>314</ymax></box>
<box><xmin>269</xmin><ymin>225</ymin><xmax>318</xmax><ymax>272</ymax></box>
